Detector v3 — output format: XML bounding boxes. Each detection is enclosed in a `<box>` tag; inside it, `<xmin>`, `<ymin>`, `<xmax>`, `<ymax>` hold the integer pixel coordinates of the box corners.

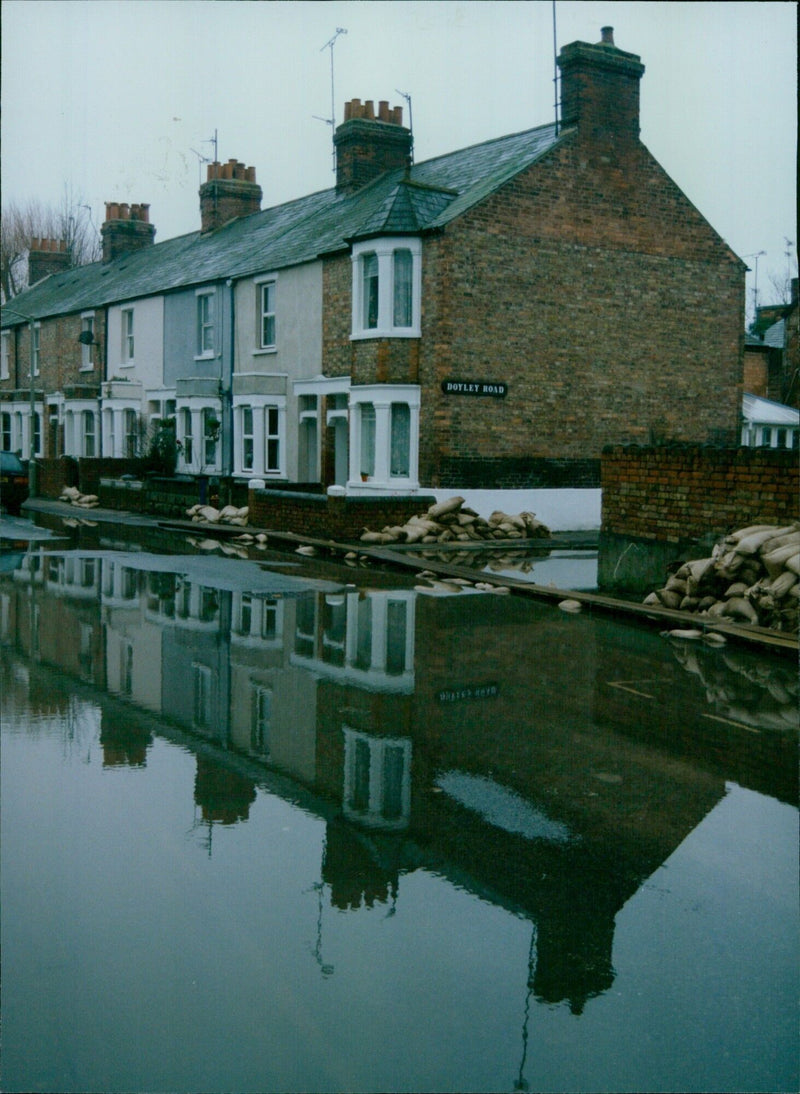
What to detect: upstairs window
<box><xmin>196</xmin><ymin>291</ymin><xmax>214</xmax><ymax>357</ymax></box>
<box><xmin>351</xmin><ymin>237</ymin><xmax>421</xmax><ymax>339</ymax></box>
<box><xmin>122</xmin><ymin>309</ymin><xmax>134</xmax><ymax>362</ymax></box>
<box><xmin>1</xmin><ymin>332</ymin><xmax>9</xmax><ymax>380</ymax></box>
<box><xmin>259</xmin><ymin>281</ymin><xmax>276</xmax><ymax>349</ymax></box>
<box><xmin>32</xmin><ymin>324</ymin><xmax>41</xmax><ymax>376</ymax></box>
<box><xmin>362</xmin><ymin>254</ymin><xmax>379</xmax><ymax>330</ymax></box>
<box><xmin>393</xmin><ymin>249</ymin><xmax>413</xmax><ymax>327</ymax></box>
<box><xmin>80</xmin><ymin>314</ymin><xmax>95</xmax><ymax>370</ymax></box>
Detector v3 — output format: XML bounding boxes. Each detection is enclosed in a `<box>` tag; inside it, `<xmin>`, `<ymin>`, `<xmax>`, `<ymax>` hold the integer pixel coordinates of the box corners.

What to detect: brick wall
<box><xmin>601</xmin><ymin>444</ymin><xmax>799</xmax><ymax>542</ymax></box>
<box><xmin>1</xmin><ymin>314</ymin><xmax>105</xmax><ymax>437</ymax></box>
<box><xmin>320</xmin><ymin>123</ymin><xmax>744</xmax><ymax>490</ymax></box>
<box><xmin>248</xmin><ymin>487</ymin><xmax>435</xmax><ymax>542</ymax></box>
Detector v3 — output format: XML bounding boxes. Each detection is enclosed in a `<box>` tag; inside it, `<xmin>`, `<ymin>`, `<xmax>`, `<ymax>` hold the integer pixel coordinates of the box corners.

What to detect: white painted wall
<box><xmin>106</xmin><ymin>296</ymin><xmax>164</xmax><ymax>393</ymax></box>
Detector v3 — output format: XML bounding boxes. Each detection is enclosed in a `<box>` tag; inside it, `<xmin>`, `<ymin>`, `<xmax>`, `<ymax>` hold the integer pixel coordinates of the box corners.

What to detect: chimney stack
<box><xmin>101</xmin><ymin>202</ymin><xmax>156</xmax><ymax>262</ymax></box>
<box><xmin>334</xmin><ymin>99</ymin><xmax>412</xmax><ymax>193</ymax></box>
<box><xmin>557</xmin><ymin>27</ymin><xmax>645</xmax><ymax>141</ymax></box>
<box><xmin>28</xmin><ymin>237</ymin><xmax>71</xmax><ymax>284</ymax></box>
<box><xmin>199</xmin><ymin>160</ymin><xmax>262</xmax><ymax>233</ymax></box>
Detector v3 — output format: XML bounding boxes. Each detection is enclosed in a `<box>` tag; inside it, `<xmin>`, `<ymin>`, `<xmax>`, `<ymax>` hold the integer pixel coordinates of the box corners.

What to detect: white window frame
<box><xmin>264</xmin><ymin>404</ymin><xmax>281</xmax><ymax>474</ymax></box>
<box><xmin>82</xmin><ymin>408</ymin><xmax>97</xmax><ymax>457</ymax></box>
<box><xmin>231</xmin><ymin>395</ymin><xmax>285</xmax><ymax>478</ymax></box>
<box><xmin>32</xmin><ymin>323</ymin><xmax>41</xmax><ymax>376</ymax></box>
<box><xmin>121</xmin><ymin>308</ymin><xmax>135</xmax><ymax>364</ymax></box>
<box><xmin>348</xmin><ymin>384</ymin><xmax>420</xmax><ymax>490</ymax></box>
<box><xmin>351</xmin><ymin>237</ymin><xmax>422</xmax><ymax>339</ymax></box>
<box><xmin>80</xmin><ymin>312</ymin><xmax>95</xmax><ymax>371</ymax></box>
<box><xmin>195</xmin><ymin>289</ymin><xmax>215</xmax><ymax>359</ymax></box>
<box><xmin>1</xmin><ymin>331</ymin><xmax>9</xmax><ymax>380</ymax></box>
<box><xmin>240</xmin><ymin>405</ymin><xmax>255</xmax><ymax>472</ymax></box>
<box><xmin>255</xmin><ymin>277</ymin><xmax>277</xmax><ymax>352</ymax></box>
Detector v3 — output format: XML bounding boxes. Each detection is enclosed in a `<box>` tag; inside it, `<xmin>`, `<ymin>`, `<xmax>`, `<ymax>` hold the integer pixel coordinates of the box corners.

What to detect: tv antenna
<box><xmin>314</xmin><ymin>28</ymin><xmax>347</xmax><ymax>171</ymax></box>
<box><xmin>395</xmin><ymin>89</ymin><xmax>414</xmax><ymax>165</ymax></box>
<box><xmin>190</xmin><ymin>129</ymin><xmax>219</xmax><ymax>184</ymax></box>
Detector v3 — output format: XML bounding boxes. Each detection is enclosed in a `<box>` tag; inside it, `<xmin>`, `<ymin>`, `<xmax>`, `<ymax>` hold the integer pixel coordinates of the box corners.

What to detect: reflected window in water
<box><xmin>193</xmin><ymin>663</ymin><xmax>213</xmax><ymax>728</ymax></box>
<box><xmin>343</xmin><ymin>728</ymin><xmax>412</xmax><ymax>829</ymax></box>
<box><xmin>295</xmin><ymin>596</ymin><xmax>316</xmax><ymax>658</ymax></box>
<box><xmin>322</xmin><ymin>595</ymin><xmax>346</xmax><ymax>666</ymax></box>
<box><xmin>261</xmin><ymin>599</ymin><xmax>278</xmax><ymax>642</ymax></box>
<box><xmin>386</xmin><ymin>598</ymin><xmax>408</xmax><ymax>676</ymax></box>
<box><xmin>251</xmin><ymin>686</ymin><xmax>271</xmax><ymax>756</ymax></box>
<box><xmin>120</xmin><ymin>642</ymin><xmax>133</xmax><ymax>696</ymax></box>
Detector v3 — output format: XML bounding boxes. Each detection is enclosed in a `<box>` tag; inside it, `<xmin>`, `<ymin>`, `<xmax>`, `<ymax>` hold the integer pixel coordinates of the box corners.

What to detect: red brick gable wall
<box><xmin>418</xmin><ymin>134</ymin><xmax>743</xmax><ymax>480</ymax></box>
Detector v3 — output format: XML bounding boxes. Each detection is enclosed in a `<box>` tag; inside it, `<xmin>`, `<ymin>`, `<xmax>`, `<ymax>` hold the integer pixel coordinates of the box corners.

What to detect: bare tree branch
<box><xmin>1</xmin><ymin>189</ymin><xmax>101</xmax><ymax>302</ymax></box>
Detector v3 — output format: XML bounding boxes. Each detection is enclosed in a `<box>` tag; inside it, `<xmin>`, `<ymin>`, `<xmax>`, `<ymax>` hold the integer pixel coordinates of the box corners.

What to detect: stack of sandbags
<box><xmin>644</xmin><ymin>522</ymin><xmax>800</xmax><ymax>633</ymax></box>
<box><xmin>360</xmin><ymin>497</ymin><xmax>550</xmax><ymax>546</ymax></box>
<box><xmin>185</xmin><ymin>504</ymin><xmax>249</xmax><ymax>527</ymax></box>
<box><xmin>59</xmin><ymin>486</ymin><xmax>99</xmax><ymax>508</ymax></box>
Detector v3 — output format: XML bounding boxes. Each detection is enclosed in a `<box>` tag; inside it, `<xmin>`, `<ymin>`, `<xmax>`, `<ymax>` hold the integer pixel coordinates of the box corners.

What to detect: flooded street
<box><xmin>1</xmin><ymin>518</ymin><xmax>797</xmax><ymax>1094</ymax></box>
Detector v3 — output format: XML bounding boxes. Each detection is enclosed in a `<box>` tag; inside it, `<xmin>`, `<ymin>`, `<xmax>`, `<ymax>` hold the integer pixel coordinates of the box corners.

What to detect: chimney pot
<box><xmin>364</xmin><ymin>100</ymin><xmax>375</xmax><ymax>120</ymax></box>
<box><xmin>119</xmin><ymin>203</ymin><xmax>130</xmax><ymax>220</ymax></box>
<box><xmin>245</xmin><ymin>165</ymin><xmax>256</xmax><ymax>182</ymax></box>
<box><xmin>379</xmin><ymin>100</ymin><xmax>390</xmax><ymax>122</ymax></box>
<box><xmin>600</xmin><ymin>26</ymin><xmax>614</xmax><ymax>45</ymax></box>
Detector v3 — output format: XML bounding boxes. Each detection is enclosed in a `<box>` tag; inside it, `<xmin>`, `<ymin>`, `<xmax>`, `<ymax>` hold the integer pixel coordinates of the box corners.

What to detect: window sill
<box><xmin>252</xmin><ymin>347</ymin><xmax>277</xmax><ymax>356</ymax></box>
<box><xmin>350</xmin><ymin>329</ymin><xmax>420</xmax><ymax>341</ymax></box>
<box><xmin>193</xmin><ymin>353</ymin><xmax>217</xmax><ymax>362</ymax></box>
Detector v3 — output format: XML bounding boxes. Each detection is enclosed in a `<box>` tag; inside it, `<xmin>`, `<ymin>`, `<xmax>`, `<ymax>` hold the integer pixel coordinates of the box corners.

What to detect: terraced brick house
<box><xmin>2</xmin><ymin>27</ymin><xmax>745</xmax><ymax>504</ymax></box>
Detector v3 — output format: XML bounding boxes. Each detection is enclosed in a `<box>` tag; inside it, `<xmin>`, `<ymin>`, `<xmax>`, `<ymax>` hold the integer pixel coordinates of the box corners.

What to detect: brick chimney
<box><xmin>199</xmin><ymin>160</ymin><xmax>262</xmax><ymax>233</ymax></box>
<box><xmin>101</xmin><ymin>203</ymin><xmax>156</xmax><ymax>262</ymax></box>
<box><xmin>334</xmin><ymin>99</ymin><xmax>412</xmax><ymax>193</ymax></box>
<box><xmin>557</xmin><ymin>27</ymin><xmax>645</xmax><ymax>141</ymax></box>
<box><xmin>28</xmin><ymin>237</ymin><xmax>71</xmax><ymax>284</ymax></box>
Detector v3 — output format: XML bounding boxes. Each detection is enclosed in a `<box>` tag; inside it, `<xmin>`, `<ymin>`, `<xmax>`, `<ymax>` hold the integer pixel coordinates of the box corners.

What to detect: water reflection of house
<box><xmin>8</xmin><ymin>549</ymin><xmax>105</xmax><ymax>687</ymax></box>
<box><xmin>1</xmin><ymin>554</ymin><xmax>796</xmax><ymax>1014</ymax></box>
<box><xmin>102</xmin><ymin>560</ymin><xmax>164</xmax><ymax>712</ymax></box>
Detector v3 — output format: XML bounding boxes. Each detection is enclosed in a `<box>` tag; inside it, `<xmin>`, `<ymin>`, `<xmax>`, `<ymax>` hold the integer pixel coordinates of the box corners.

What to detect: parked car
<box><xmin>0</xmin><ymin>452</ymin><xmax>29</xmax><ymax>515</ymax></box>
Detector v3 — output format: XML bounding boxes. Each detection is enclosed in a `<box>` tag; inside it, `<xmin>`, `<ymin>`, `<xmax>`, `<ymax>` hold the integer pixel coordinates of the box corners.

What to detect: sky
<box><xmin>1</xmin><ymin>0</ymin><xmax>796</xmax><ymax>320</ymax></box>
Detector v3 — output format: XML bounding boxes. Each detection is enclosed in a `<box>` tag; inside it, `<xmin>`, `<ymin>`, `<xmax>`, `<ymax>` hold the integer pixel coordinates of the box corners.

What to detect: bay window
<box><xmin>351</xmin><ymin>237</ymin><xmax>421</xmax><ymax>338</ymax></box>
<box><xmin>241</xmin><ymin>406</ymin><xmax>254</xmax><ymax>471</ymax></box>
<box><xmin>265</xmin><ymin>405</ymin><xmax>280</xmax><ymax>472</ymax></box>
<box><xmin>349</xmin><ymin>385</ymin><xmax>420</xmax><ymax>489</ymax></box>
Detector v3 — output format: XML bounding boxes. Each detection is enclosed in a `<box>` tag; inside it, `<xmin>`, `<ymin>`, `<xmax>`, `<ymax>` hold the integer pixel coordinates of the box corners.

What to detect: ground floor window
<box><xmin>231</xmin><ymin>398</ymin><xmax>285</xmax><ymax>478</ymax></box>
<box><xmin>348</xmin><ymin>385</ymin><xmax>420</xmax><ymax>490</ymax></box>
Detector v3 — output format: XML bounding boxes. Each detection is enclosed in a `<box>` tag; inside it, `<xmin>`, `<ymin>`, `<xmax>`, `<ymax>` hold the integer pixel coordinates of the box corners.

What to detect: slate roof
<box><xmin>2</xmin><ymin>122</ymin><xmax>560</xmax><ymax>327</ymax></box>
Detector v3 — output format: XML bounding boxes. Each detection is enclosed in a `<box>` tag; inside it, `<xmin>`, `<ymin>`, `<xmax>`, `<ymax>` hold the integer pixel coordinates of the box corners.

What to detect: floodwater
<box><xmin>1</xmin><ymin>518</ymin><xmax>797</xmax><ymax>1094</ymax></box>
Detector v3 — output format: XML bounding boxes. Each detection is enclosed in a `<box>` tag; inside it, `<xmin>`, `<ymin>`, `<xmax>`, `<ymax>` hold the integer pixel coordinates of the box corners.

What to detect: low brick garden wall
<box><xmin>248</xmin><ymin>488</ymin><xmax>436</xmax><ymax>543</ymax></box>
<box><xmin>601</xmin><ymin>444</ymin><xmax>798</xmax><ymax>542</ymax></box>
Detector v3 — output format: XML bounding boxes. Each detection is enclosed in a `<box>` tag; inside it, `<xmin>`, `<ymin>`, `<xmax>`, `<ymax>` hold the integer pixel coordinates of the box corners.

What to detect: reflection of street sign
<box><xmin>437</xmin><ymin>682</ymin><xmax>499</xmax><ymax>703</ymax></box>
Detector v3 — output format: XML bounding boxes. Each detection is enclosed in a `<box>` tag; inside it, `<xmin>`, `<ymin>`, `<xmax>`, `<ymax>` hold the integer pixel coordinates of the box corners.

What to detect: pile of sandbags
<box><xmin>360</xmin><ymin>496</ymin><xmax>550</xmax><ymax>546</ymax></box>
<box><xmin>644</xmin><ymin>522</ymin><xmax>800</xmax><ymax>633</ymax></box>
<box><xmin>59</xmin><ymin>486</ymin><xmax>99</xmax><ymax>509</ymax></box>
<box><xmin>185</xmin><ymin>503</ymin><xmax>249</xmax><ymax>527</ymax></box>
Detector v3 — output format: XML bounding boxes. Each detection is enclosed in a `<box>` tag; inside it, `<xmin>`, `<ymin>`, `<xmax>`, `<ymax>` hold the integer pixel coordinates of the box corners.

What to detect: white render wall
<box><xmin>233</xmin><ymin>262</ymin><xmax>322</xmax><ymax>480</ymax></box>
<box><xmin>106</xmin><ymin>296</ymin><xmax>164</xmax><ymax>393</ymax></box>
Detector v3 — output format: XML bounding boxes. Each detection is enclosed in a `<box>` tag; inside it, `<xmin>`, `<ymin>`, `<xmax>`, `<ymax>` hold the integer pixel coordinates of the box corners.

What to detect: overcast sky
<box><xmin>2</xmin><ymin>0</ymin><xmax>796</xmax><ymax>318</ymax></box>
